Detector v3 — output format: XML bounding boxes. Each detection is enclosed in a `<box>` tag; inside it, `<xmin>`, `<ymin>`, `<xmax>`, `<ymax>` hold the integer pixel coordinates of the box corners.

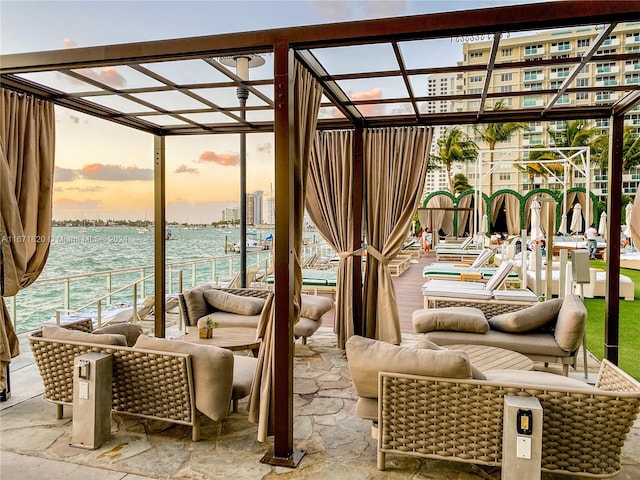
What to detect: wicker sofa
<box><xmin>346</xmin><ymin>335</ymin><xmax>640</xmax><ymax>477</ymax></box>
<box><xmin>179</xmin><ymin>286</ymin><xmax>333</xmax><ymax>344</ymax></box>
<box><xmin>28</xmin><ymin>318</ymin><xmax>257</xmax><ymax>441</ymax></box>
<box><xmin>416</xmin><ymin>294</ymin><xmax>587</xmax><ymax>376</ymax></box>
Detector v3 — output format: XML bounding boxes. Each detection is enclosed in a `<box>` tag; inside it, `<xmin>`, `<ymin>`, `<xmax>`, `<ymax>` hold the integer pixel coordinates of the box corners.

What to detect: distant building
<box><xmin>246</xmin><ymin>190</ymin><xmax>264</xmax><ymax>225</ymax></box>
<box><xmin>423</xmin><ymin>72</ymin><xmax>458</xmax><ymax>202</ymax></box>
<box><xmin>221</xmin><ymin>207</ymin><xmax>240</xmax><ymax>222</ymax></box>
<box><xmin>455</xmin><ymin>23</ymin><xmax>640</xmax><ymax>199</ymax></box>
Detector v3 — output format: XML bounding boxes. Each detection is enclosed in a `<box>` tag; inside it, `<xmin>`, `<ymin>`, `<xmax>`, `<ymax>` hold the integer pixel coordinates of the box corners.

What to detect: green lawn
<box><xmin>583</xmin><ymin>260</ymin><xmax>640</xmax><ymax>380</ymax></box>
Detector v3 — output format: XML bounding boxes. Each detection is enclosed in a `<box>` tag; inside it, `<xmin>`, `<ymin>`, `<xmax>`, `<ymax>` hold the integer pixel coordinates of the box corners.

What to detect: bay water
<box><xmin>9</xmin><ymin>225</ymin><xmax>295</xmax><ymax>333</ymax></box>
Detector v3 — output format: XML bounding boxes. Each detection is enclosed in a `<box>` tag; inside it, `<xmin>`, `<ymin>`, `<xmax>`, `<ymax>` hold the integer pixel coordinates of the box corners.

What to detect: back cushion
<box><xmin>93</xmin><ymin>323</ymin><xmax>144</xmax><ymax>347</ymax></box>
<box><xmin>203</xmin><ymin>289</ymin><xmax>265</xmax><ymax>316</ymax></box>
<box><xmin>554</xmin><ymin>294</ymin><xmax>587</xmax><ymax>352</ymax></box>
<box><xmin>134</xmin><ymin>335</ymin><xmax>234</xmax><ymax>422</ymax></box>
<box><xmin>42</xmin><ymin>325</ymin><xmax>127</xmax><ymax>346</ymax></box>
<box><xmin>488</xmin><ymin>298</ymin><xmax>562</xmax><ymax>333</ymax></box>
<box><xmin>182</xmin><ymin>288</ymin><xmax>210</xmax><ymax>325</ymax></box>
<box><xmin>412</xmin><ymin>307</ymin><xmax>489</xmax><ymax>333</ymax></box>
<box><xmin>346</xmin><ymin>335</ymin><xmax>472</xmax><ymax>399</ymax></box>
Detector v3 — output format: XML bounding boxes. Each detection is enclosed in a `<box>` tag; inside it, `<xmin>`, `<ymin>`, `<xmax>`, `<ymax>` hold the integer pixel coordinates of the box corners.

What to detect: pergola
<box><xmin>2</xmin><ymin>0</ymin><xmax>639</xmax><ymax>465</ymax></box>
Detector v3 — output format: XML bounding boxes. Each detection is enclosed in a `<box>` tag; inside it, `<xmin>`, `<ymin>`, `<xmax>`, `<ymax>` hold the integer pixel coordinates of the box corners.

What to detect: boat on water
<box><xmin>230</xmin><ymin>233</ymin><xmax>272</xmax><ymax>253</ymax></box>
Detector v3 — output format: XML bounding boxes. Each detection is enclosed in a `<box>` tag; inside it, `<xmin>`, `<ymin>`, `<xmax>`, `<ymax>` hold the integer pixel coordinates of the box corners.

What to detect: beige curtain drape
<box><xmin>422</xmin><ymin>194</ymin><xmax>454</xmax><ymax>237</ymax></box>
<box><xmin>525</xmin><ymin>192</ymin><xmax>553</xmax><ymax>235</ymax></box>
<box><xmin>306</xmin><ymin>130</ymin><xmax>356</xmax><ymax>349</ymax></box>
<box><xmin>0</xmin><ymin>88</ymin><xmax>56</xmax><ymax>389</ymax></box>
<box><xmin>631</xmin><ymin>192</ymin><xmax>640</xmax><ymax>248</ymax></box>
<box><xmin>492</xmin><ymin>193</ymin><xmax>520</xmax><ymax>235</ymax></box>
<box><xmin>248</xmin><ymin>60</ymin><xmax>322</xmax><ymax>442</ymax></box>
<box><xmin>457</xmin><ymin>194</ymin><xmax>473</xmax><ymax>235</ymax></box>
<box><xmin>362</xmin><ymin>126</ymin><xmax>431</xmax><ymax>344</ymax></box>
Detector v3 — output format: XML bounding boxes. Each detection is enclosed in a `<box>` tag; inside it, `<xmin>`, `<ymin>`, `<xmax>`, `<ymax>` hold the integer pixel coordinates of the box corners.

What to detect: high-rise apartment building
<box><xmin>246</xmin><ymin>190</ymin><xmax>264</xmax><ymax>225</ymax></box>
<box><xmin>423</xmin><ymin>73</ymin><xmax>458</xmax><ymax>202</ymax></box>
<box><xmin>221</xmin><ymin>207</ymin><xmax>240</xmax><ymax>222</ymax></box>
<box><xmin>455</xmin><ymin>23</ymin><xmax>640</xmax><ymax>199</ymax></box>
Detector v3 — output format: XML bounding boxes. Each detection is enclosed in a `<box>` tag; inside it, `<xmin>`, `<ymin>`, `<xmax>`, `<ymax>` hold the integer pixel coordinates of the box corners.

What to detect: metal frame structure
<box><xmin>2</xmin><ymin>0</ymin><xmax>639</xmax><ymax>466</ymax></box>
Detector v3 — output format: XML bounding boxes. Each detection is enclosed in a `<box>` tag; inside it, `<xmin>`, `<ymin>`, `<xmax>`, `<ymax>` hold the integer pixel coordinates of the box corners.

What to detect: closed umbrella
<box><xmin>480</xmin><ymin>213</ymin><xmax>488</xmax><ymax>236</ymax></box>
<box><xmin>623</xmin><ymin>203</ymin><xmax>633</xmax><ymax>240</ymax></box>
<box><xmin>631</xmin><ymin>193</ymin><xmax>640</xmax><ymax>249</ymax></box>
<box><xmin>530</xmin><ymin>199</ymin><xmax>544</xmax><ymax>241</ymax></box>
<box><xmin>570</xmin><ymin>203</ymin><xmax>583</xmax><ymax>234</ymax></box>
<box><xmin>558</xmin><ymin>213</ymin><xmax>568</xmax><ymax>235</ymax></box>
<box><xmin>598</xmin><ymin>211</ymin><xmax>607</xmax><ymax>240</ymax></box>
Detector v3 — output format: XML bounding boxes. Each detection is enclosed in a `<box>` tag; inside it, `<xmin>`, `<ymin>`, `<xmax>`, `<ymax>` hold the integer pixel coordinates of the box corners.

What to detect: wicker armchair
<box><xmin>378</xmin><ymin>360</ymin><xmax>640</xmax><ymax>477</ymax></box>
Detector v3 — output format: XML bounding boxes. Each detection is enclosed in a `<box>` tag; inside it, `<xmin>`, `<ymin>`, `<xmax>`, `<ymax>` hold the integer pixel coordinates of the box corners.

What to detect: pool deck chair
<box><xmin>434</xmin><ymin>236</ymin><xmax>474</xmax><ymax>251</ymax></box>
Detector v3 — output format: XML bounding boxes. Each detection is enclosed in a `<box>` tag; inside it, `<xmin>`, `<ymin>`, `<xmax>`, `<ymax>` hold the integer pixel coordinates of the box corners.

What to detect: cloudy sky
<box><xmin>1</xmin><ymin>0</ymin><xmax>544</xmax><ymax>223</ymax></box>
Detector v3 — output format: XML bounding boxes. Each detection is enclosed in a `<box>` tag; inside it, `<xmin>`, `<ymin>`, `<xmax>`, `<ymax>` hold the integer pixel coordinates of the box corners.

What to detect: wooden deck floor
<box><xmin>319</xmin><ymin>249</ymin><xmax>432</xmax><ymax>335</ymax></box>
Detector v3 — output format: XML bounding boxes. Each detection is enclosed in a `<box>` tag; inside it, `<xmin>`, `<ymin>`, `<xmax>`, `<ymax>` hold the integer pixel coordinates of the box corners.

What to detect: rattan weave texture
<box><xmin>379</xmin><ymin>361</ymin><xmax>640</xmax><ymax>477</ymax></box>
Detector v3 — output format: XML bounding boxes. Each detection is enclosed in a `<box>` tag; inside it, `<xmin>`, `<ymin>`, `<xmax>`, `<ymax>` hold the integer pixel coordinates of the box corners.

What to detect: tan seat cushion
<box><xmin>346</xmin><ymin>335</ymin><xmax>472</xmax><ymax>399</ymax></box>
<box><xmin>355</xmin><ymin>397</ymin><xmax>378</xmax><ymax>421</ymax></box>
<box><xmin>93</xmin><ymin>323</ymin><xmax>144</xmax><ymax>346</ymax></box>
<box><xmin>415</xmin><ymin>338</ymin><xmax>486</xmax><ymax>380</ymax></box>
<box><xmin>134</xmin><ymin>335</ymin><xmax>234</xmax><ymax>422</ymax></box>
<box><xmin>554</xmin><ymin>294</ymin><xmax>587</xmax><ymax>352</ymax></box>
<box><xmin>204</xmin><ymin>289</ymin><xmax>265</xmax><ymax>316</ymax></box>
<box><xmin>488</xmin><ymin>298</ymin><xmax>563</xmax><ymax>333</ymax></box>
<box><xmin>232</xmin><ymin>355</ymin><xmax>257</xmax><ymax>400</ymax></box>
<box><xmin>42</xmin><ymin>325</ymin><xmax>127</xmax><ymax>346</ymax></box>
<box><xmin>198</xmin><ymin>312</ymin><xmax>261</xmax><ymax>329</ymax></box>
<box><xmin>294</xmin><ymin>317</ymin><xmax>322</xmax><ymax>337</ymax></box>
<box><xmin>412</xmin><ymin>307</ymin><xmax>489</xmax><ymax>334</ymax></box>
<box><xmin>484</xmin><ymin>370</ymin><xmax>596</xmax><ymax>390</ymax></box>
<box><xmin>299</xmin><ymin>295</ymin><xmax>333</xmax><ymax>320</ymax></box>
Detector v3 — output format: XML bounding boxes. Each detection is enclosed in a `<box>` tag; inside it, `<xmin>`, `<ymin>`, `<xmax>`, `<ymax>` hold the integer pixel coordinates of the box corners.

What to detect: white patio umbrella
<box><xmin>570</xmin><ymin>203</ymin><xmax>583</xmax><ymax>234</ymax></box>
<box><xmin>623</xmin><ymin>202</ymin><xmax>633</xmax><ymax>240</ymax></box>
<box><xmin>530</xmin><ymin>199</ymin><xmax>544</xmax><ymax>241</ymax></box>
<box><xmin>480</xmin><ymin>213</ymin><xmax>488</xmax><ymax>236</ymax></box>
<box><xmin>558</xmin><ymin>213</ymin><xmax>568</xmax><ymax>235</ymax></box>
<box><xmin>598</xmin><ymin>211</ymin><xmax>607</xmax><ymax>240</ymax></box>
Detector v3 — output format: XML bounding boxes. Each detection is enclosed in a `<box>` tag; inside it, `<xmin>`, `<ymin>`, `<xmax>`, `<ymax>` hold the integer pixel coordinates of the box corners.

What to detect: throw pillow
<box><xmin>346</xmin><ymin>335</ymin><xmax>472</xmax><ymax>399</ymax></box>
<box><xmin>93</xmin><ymin>323</ymin><xmax>144</xmax><ymax>347</ymax></box>
<box><xmin>412</xmin><ymin>307</ymin><xmax>489</xmax><ymax>334</ymax></box>
<box><xmin>42</xmin><ymin>325</ymin><xmax>127</xmax><ymax>346</ymax></box>
<box><xmin>299</xmin><ymin>295</ymin><xmax>333</xmax><ymax>320</ymax></box>
<box><xmin>203</xmin><ymin>289</ymin><xmax>266</xmax><ymax>316</ymax></box>
<box><xmin>488</xmin><ymin>298</ymin><xmax>563</xmax><ymax>333</ymax></box>
<box><xmin>182</xmin><ymin>288</ymin><xmax>209</xmax><ymax>325</ymax></box>
<box><xmin>134</xmin><ymin>335</ymin><xmax>234</xmax><ymax>422</ymax></box>
<box><xmin>554</xmin><ymin>294</ymin><xmax>587</xmax><ymax>352</ymax></box>
<box><xmin>414</xmin><ymin>339</ymin><xmax>486</xmax><ymax>380</ymax></box>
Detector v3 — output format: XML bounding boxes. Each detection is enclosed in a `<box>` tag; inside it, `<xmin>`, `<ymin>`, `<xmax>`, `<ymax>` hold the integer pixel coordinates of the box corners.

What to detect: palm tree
<box><xmin>515</xmin><ymin>146</ymin><xmax>563</xmax><ymax>190</ymax></box>
<box><xmin>452</xmin><ymin>173</ymin><xmax>472</xmax><ymax>194</ymax></box>
<box><xmin>592</xmin><ymin>126</ymin><xmax>640</xmax><ymax>172</ymax></box>
<box><xmin>547</xmin><ymin>120</ymin><xmax>599</xmax><ymax>188</ymax></box>
<box><xmin>473</xmin><ymin>100</ymin><xmax>528</xmax><ymax>194</ymax></box>
<box><xmin>430</xmin><ymin>127</ymin><xmax>478</xmax><ymax>194</ymax></box>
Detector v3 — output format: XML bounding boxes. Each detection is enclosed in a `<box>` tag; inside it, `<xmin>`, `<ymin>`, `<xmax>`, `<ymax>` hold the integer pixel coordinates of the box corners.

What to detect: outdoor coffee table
<box><xmin>447</xmin><ymin>344</ymin><xmax>534</xmax><ymax>371</ymax></box>
<box><xmin>181</xmin><ymin>327</ymin><xmax>260</xmax><ymax>356</ymax></box>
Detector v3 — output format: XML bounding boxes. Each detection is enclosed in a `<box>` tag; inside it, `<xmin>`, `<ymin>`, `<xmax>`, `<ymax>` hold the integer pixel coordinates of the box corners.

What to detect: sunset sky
<box><xmin>1</xmin><ymin>0</ymin><xmax>543</xmax><ymax>223</ymax></box>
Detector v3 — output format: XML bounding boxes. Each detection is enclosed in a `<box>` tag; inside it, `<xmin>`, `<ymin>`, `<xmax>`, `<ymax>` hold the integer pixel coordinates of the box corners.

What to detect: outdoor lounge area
<box><xmin>2</xmin><ymin>2</ymin><xmax>640</xmax><ymax>478</ymax></box>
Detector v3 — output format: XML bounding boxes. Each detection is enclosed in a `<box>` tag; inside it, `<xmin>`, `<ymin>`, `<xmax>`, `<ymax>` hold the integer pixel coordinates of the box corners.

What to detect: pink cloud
<box><xmin>54</xmin><ymin>167</ymin><xmax>77</xmax><ymax>182</ymax></box>
<box><xmin>198</xmin><ymin>151</ymin><xmax>239</xmax><ymax>167</ymax></box>
<box><xmin>63</xmin><ymin>38</ymin><xmax>77</xmax><ymax>48</ymax></box>
<box><xmin>329</xmin><ymin>88</ymin><xmax>385</xmax><ymax>117</ymax></box>
<box><xmin>76</xmin><ymin>67</ymin><xmax>127</xmax><ymax>88</ymax></box>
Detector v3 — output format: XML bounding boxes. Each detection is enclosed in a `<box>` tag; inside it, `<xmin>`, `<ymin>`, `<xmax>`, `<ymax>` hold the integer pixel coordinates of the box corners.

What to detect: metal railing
<box><xmin>8</xmin><ymin>241</ymin><xmax>334</xmax><ymax>333</ymax></box>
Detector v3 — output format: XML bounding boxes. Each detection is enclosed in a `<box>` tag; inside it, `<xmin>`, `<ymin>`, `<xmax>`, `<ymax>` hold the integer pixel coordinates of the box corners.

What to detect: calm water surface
<box><xmin>10</xmin><ymin>226</ymin><xmax>290</xmax><ymax>333</ymax></box>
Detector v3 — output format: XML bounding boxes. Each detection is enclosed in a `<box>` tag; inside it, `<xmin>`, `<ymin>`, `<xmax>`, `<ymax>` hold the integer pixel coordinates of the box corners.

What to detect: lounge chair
<box><xmin>433</xmin><ymin>236</ymin><xmax>474</xmax><ymax>251</ymax></box>
<box><xmin>422</xmin><ymin>261</ymin><xmax>540</xmax><ymax>313</ymax></box>
<box><xmin>430</xmin><ymin>248</ymin><xmax>494</xmax><ymax>269</ymax></box>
